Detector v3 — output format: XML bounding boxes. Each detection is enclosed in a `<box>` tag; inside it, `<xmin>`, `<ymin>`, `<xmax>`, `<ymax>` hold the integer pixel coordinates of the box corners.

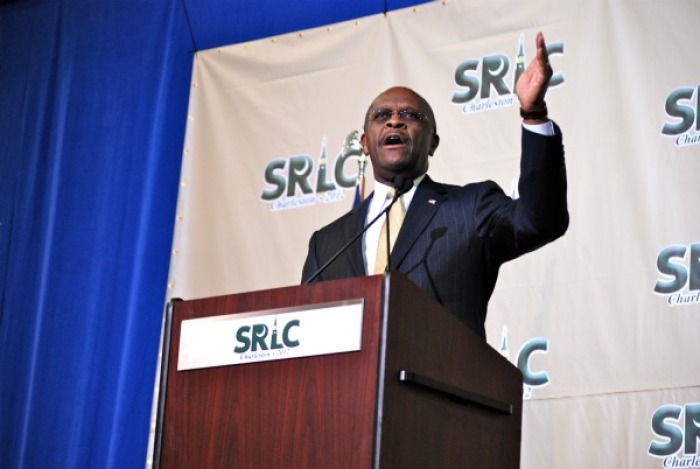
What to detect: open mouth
<box><xmin>382</xmin><ymin>133</ymin><xmax>406</xmax><ymax>146</ymax></box>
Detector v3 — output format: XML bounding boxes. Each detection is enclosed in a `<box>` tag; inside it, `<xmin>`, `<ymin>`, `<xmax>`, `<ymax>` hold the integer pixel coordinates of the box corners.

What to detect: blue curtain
<box><xmin>0</xmin><ymin>0</ymin><xmax>428</xmax><ymax>467</ymax></box>
<box><xmin>0</xmin><ymin>1</ymin><xmax>191</xmax><ymax>467</ymax></box>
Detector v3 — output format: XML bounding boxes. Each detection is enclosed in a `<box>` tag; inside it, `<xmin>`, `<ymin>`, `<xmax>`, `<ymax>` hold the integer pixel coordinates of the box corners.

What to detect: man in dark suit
<box><xmin>302</xmin><ymin>32</ymin><xmax>568</xmax><ymax>340</ymax></box>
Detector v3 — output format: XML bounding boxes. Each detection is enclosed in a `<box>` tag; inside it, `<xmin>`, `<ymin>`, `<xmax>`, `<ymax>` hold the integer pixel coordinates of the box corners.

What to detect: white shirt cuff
<box><xmin>523</xmin><ymin>120</ymin><xmax>555</xmax><ymax>136</ymax></box>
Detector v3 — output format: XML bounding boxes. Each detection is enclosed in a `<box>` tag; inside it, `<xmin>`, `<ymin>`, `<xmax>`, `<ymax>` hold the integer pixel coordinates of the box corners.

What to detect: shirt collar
<box><xmin>371</xmin><ymin>173</ymin><xmax>426</xmax><ymax>211</ymax></box>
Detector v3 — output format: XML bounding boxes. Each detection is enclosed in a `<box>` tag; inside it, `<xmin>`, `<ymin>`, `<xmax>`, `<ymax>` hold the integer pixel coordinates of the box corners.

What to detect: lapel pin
<box><xmin>428</xmin><ymin>199</ymin><xmax>436</xmax><ymax>205</ymax></box>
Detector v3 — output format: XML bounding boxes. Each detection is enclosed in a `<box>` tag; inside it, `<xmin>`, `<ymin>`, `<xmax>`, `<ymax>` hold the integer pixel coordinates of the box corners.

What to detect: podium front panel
<box><xmin>159</xmin><ymin>276</ymin><xmax>384</xmax><ymax>469</ymax></box>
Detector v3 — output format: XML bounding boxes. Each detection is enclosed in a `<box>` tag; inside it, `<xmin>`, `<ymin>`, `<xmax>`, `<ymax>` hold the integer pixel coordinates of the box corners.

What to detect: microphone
<box><xmin>392</xmin><ymin>175</ymin><xmax>414</xmax><ymax>196</ymax></box>
<box><xmin>303</xmin><ymin>176</ymin><xmax>414</xmax><ymax>284</ymax></box>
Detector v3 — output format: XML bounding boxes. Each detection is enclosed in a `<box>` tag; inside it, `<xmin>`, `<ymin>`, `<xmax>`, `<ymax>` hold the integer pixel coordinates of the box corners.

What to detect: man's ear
<box><xmin>429</xmin><ymin>133</ymin><xmax>440</xmax><ymax>156</ymax></box>
<box><xmin>361</xmin><ymin>133</ymin><xmax>369</xmax><ymax>154</ymax></box>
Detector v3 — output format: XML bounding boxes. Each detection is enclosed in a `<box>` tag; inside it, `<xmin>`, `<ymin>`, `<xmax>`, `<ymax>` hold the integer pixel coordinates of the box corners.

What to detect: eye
<box><xmin>400</xmin><ymin>110</ymin><xmax>420</xmax><ymax>121</ymax></box>
<box><xmin>371</xmin><ymin>109</ymin><xmax>393</xmax><ymax>121</ymax></box>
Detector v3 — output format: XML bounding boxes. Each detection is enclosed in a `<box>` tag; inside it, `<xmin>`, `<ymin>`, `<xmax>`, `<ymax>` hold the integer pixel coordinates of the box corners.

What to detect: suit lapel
<box><xmin>391</xmin><ymin>176</ymin><xmax>448</xmax><ymax>269</ymax></box>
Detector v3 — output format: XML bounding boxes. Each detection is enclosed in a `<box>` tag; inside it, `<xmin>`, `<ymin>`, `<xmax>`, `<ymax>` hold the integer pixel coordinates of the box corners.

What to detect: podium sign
<box><xmin>178</xmin><ymin>299</ymin><xmax>364</xmax><ymax>370</ymax></box>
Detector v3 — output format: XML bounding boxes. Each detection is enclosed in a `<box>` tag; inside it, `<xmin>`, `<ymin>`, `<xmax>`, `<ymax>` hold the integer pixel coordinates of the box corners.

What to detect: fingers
<box><xmin>536</xmin><ymin>31</ymin><xmax>549</xmax><ymax>65</ymax></box>
<box><xmin>535</xmin><ymin>32</ymin><xmax>553</xmax><ymax>85</ymax></box>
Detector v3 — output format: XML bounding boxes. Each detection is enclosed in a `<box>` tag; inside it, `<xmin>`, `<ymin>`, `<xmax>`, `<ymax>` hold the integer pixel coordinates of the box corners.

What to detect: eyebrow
<box><xmin>365</xmin><ymin>104</ymin><xmax>425</xmax><ymax>120</ymax></box>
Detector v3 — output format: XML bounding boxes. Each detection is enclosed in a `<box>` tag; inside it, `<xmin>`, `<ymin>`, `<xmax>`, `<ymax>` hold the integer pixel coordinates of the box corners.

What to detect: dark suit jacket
<box><xmin>302</xmin><ymin>127</ymin><xmax>568</xmax><ymax>339</ymax></box>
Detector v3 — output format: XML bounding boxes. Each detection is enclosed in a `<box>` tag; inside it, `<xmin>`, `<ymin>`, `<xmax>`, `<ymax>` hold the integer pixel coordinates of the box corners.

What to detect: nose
<box><xmin>386</xmin><ymin>111</ymin><xmax>406</xmax><ymax>127</ymax></box>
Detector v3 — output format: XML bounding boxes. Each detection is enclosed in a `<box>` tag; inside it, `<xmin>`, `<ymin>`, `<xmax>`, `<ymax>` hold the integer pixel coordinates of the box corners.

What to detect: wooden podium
<box><xmin>153</xmin><ymin>272</ymin><xmax>522</xmax><ymax>468</ymax></box>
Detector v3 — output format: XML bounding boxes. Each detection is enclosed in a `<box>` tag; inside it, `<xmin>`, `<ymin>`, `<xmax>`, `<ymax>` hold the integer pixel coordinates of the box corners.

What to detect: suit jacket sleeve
<box><xmin>478</xmin><ymin>123</ymin><xmax>569</xmax><ymax>264</ymax></box>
